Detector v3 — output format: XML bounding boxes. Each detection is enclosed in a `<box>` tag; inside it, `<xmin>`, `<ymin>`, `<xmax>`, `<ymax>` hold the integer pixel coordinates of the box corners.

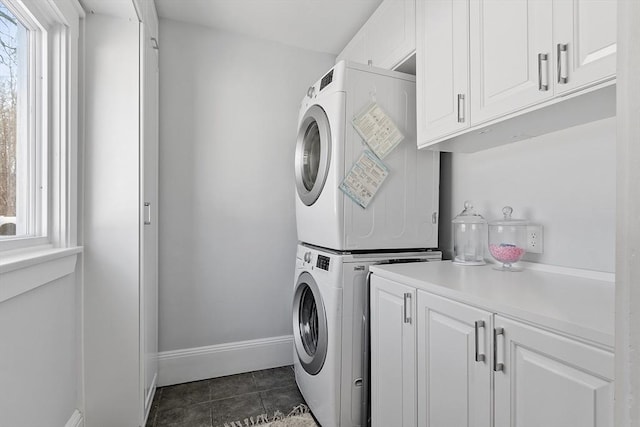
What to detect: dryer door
<box><xmin>295</xmin><ymin>105</ymin><xmax>332</xmax><ymax>206</ymax></box>
<box><xmin>293</xmin><ymin>271</ymin><xmax>328</xmax><ymax>375</ymax></box>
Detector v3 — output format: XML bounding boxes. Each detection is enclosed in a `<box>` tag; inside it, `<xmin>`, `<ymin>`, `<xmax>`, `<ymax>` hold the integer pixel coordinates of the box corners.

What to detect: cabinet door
<box><xmin>417</xmin><ymin>291</ymin><xmax>491</xmax><ymax>427</ymax></box>
<box><xmin>417</xmin><ymin>0</ymin><xmax>469</xmax><ymax>145</ymax></box>
<box><xmin>367</xmin><ymin>0</ymin><xmax>416</xmax><ymax>69</ymax></box>
<box><xmin>469</xmin><ymin>0</ymin><xmax>553</xmax><ymax>124</ymax></box>
<box><xmin>370</xmin><ymin>276</ymin><xmax>416</xmax><ymax>427</ymax></box>
<box><xmin>337</xmin><ymin>30</ymin><xmax>369</xmax><ymax>66</ymax></box>
<box><xmin>494</xmin><ymin>316</ymin><xmax>614</xmax><ymax>427</ymax></box>
<box><xmin>336</xmin><ymin>0</ymin><xmax>415</xmax><ymax>70</ymax></box>
<box><xmin>141</xmin><ymin>12</ymin><xmax>159</xmax><ymax>421</ymax></box>
<box><xmin>553</xmin><ymin>0</ymin><xmax>617</xmax><ymax>95</ymax></box>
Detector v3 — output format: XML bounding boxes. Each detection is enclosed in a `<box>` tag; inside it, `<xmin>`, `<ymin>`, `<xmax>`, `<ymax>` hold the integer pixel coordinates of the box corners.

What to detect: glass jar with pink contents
<box><xmin>488</xmin><ymin>206</ymin><xmax>527</xmax><ymax>271</ymax></box>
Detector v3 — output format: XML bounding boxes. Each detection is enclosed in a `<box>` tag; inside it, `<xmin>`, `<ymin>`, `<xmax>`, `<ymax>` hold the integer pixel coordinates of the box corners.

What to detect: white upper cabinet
<box><xmin>553</xmin><ymin>0</ymin><xmax>617</xmax><ymax>95</ymax></box>
<box><xmin>337</xmin><ymin>0</ymin><xmax>416</xmax><ymax>70</ymax></box>
<box><xmin>417</xmin><ymin>0</ymin><xmax>469</xmax><ymax>143</ymax></box>
<box><xmin>469</xmin><ymin>0</ymin><xmax>554</xmax><ymax>124</ymax></box>
<box><xmin>417</xmin><ymin>0</ymin><xmax>616</xmax><ymax>151</ymax></box>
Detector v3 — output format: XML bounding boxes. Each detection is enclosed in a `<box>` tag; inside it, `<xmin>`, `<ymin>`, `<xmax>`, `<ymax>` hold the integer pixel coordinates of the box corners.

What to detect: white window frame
<box><xmin>0</xmin><ymin>0</ymin><xmax>81</xmax><ymax>253</ymax></box>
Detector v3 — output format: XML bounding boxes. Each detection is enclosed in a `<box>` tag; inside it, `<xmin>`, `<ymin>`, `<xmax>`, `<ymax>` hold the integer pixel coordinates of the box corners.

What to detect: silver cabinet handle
<box><xmin>403</xmin><ymin>293</ymin><xmax>412</xmax><ymax>324</ymax></box>
<box><xmin>144</xmin><ymin>202</ymin><xmax>152</xmax><ymax>225</ymax></box>
<box><xmin>475</xmin><ymin>320</ymin><xmax>486</xmax><ymax>362</ymax></box>
<box><xmin>457</xmin><ymin>94</ymin><xmax>466</xmax><ymax>123</ymax></box>
<box><xmin>538</xmin><ymin>53</ymin><xmax>549</xmax><ymax>91</ymax></box>
<box><xmin>150</xmin><ymin>37</ymin><xmax>159</xmax><ymax>50</ymax></box>
<box><xmin>557</xmin><ymin>43</ymin><xmax>568</xmax><ymax>84</ymax></box>
<box><xmin>493</xmin><ymin>327</ymin><xmax>505</xmax><ymax>372</ymax></box>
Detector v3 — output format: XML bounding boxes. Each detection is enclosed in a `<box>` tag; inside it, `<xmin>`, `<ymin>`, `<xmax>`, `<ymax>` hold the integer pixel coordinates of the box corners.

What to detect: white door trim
<box><xmin>615</xmin><ymin>0</ymin><xmax>640</xmax><ymax>425</ymax></box>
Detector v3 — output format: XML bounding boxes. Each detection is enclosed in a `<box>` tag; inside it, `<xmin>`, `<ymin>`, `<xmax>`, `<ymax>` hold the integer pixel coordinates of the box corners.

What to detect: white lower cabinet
<box><xmin>417</xmin><ymin>291</ymin><xmax>491</xmax><ymax>427</ymax></box>
<box><xmin>494</xmin><ymin>316</ymin><xmax>614</xmax><ymax>427</ymax></box>
<box><xmin>370</xmin><ymin>277</ymin><xmax>416</xmax><ymax>427</ymax></box>
<box><xmin>370</xmin><ymin>275</ymin><xmax>614</xmax><ymax>427</ymax></box>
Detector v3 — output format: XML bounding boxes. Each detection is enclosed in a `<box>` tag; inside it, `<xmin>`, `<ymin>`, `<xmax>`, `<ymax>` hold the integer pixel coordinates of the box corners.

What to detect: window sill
<box><xmin>0</xmin><ymin>246</ymin><xmax>83</xmax><ymax>303</ymax></box>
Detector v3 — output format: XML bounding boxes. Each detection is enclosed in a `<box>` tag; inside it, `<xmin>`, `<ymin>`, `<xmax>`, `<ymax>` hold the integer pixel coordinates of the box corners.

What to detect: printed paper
<box><xmin>352</xmin><ymin>102</ymin><xmax>404</xmax><ymax>159</ymax></box>
<box><xmin>339</xmin><ymin>150</ymin><xmax>389</xmax><ymax>209</ymax></box>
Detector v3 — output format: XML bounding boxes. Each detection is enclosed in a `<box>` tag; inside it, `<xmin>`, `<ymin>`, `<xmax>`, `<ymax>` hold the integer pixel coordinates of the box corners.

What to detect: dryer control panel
<box><xmin>320</xmin><ymin>69</ymin><xmax>334</xmax><ymax>91</ymax></box>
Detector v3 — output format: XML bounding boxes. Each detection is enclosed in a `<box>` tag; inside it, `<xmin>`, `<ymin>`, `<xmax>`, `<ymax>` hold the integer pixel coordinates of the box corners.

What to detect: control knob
<box><xmin>306</xmin><ymin>86</ymin><xmax>316</xmax><ymax>98</ymax></box>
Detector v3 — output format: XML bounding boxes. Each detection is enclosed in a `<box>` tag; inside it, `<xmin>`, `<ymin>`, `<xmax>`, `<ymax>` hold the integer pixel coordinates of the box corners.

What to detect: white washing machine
<box><xmin>292</xmin><ymin>244</ymin><xmax>441</xmax><ymax>427</ymax></box>
<box><xmin>294</xmin><ymin>61</ymin><xmax>440</xmax><ymax>252</ymax></box>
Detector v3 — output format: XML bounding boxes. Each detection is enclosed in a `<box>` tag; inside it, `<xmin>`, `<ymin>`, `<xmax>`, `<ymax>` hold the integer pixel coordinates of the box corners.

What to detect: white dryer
<box><xmin>292</xmin><ymin>244</ymin><xmax>441</xmax><ymax>427</ymax></box>
<box><xmin>295</xmin><ymin>61</ymin><xmax>439</xmax><ymax>252</ymax></box>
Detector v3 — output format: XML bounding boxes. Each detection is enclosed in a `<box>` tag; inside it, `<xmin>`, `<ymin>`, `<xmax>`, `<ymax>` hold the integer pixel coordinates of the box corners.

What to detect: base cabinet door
<box><xmin>370</xmin><ymin>276</ymin><xmax>416</xmax><ymax>427</ymax></box>
<box><xmin>417</xmin><ymin>291</ymin><xmax>491</xmax><ymax>427</ymax></box>
<box><xmin>494</xmin><ymin>316</ymin><xmax>614</xmax><ymax>427</ymax></box>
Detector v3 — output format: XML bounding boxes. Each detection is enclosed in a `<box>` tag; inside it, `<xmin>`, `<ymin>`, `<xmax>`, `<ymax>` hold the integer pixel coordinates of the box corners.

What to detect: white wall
<box><xmin>0</xmin><ymin>274</ymin><xmax>80</xmax><ymax>426</ymax></box>
<box><xmin>158</xmin><ymin>20</ymin><xmax>334</xmax><ymax>355</ymax></box>
<box><xmin>440</xmin><ymin>117</ymin><xmax>616</xmax><ymax>273</ymax></box>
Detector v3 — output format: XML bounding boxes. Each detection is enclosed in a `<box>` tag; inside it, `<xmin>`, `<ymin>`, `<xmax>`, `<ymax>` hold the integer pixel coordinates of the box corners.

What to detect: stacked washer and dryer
<box><xmin>292</xmin><ymin>61</ymin><xmax>441</xmax><ymax>427</ymax></box>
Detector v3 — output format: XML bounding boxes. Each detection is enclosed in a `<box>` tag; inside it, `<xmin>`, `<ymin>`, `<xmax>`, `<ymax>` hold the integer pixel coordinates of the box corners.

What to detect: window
<box><xmin>0</xmin><ymin>0</ymin><xmax>80</xmax><ymax>252</ymax></box>
<box><xmin>0</xmin><ymin>3</ymin><xmax>28</xmax><ymax>237</ymax></box>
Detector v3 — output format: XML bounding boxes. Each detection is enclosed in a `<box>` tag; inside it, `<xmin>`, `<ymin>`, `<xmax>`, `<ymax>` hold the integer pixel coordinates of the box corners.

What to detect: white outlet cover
<box><xmin>526</xmin><ymin>224</ymin><xmax>544</xmax><ymax>254</ymax></box>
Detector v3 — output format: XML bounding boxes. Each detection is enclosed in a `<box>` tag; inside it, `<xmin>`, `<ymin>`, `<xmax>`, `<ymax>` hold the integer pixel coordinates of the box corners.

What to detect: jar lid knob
<box><xmin>464</xmin><ymin>200</ymin><xmax>472</xmax><ymax>210</ymax></box>
<box><xmin>502</xmin><ymin>206</ymin><xmax>513</xmax><ymax>219</ymax></box>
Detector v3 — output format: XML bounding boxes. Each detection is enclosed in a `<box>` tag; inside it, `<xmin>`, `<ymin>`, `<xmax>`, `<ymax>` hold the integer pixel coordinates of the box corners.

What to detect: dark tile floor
<box><xmin>146</xmin><ymin>366</ymin><xmax>307</xmax><ymax>427</ymax></box>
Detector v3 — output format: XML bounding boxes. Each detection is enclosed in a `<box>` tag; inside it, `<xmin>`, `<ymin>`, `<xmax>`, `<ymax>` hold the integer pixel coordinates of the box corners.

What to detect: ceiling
<box><xmin>154</xmin><ymin>0</ymin><xmax>384</xmax><ymax>55</ymax></box>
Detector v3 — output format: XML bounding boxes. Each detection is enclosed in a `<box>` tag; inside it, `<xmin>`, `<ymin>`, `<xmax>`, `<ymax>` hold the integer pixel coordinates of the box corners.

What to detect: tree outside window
<box><xmin>0</xmin><ymin>3</ymin><xmax>18</xmax><ymax>236</ymax></box>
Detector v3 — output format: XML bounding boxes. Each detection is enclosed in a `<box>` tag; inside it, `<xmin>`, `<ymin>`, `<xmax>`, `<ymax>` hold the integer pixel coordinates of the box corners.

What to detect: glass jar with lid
<box><xmin>452</xmin><ymin>201</ymin><xmax>487</xmax><ymax>265</ymax></box>
<box><xmin>488</xmin><ymin>206</ymin><xmax>528</xmax><ymax>271</ymax></box>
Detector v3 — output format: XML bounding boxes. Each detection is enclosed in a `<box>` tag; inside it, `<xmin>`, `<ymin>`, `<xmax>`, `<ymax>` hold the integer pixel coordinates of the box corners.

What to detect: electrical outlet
<box><xmin>526</xmin><ymin>224</ymin><xmax>544</xmax><ymax>254</ymax></box>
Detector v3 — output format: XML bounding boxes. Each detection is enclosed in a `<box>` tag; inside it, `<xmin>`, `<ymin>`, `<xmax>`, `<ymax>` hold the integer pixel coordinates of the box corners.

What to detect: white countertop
<box><xmin>369</xmin><ymin>261</ymin><xmax>615</xmax><ymax>349</ymax></box>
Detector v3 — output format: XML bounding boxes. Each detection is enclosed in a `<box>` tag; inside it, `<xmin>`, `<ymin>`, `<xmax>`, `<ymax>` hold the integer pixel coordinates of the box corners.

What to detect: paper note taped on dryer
<box><xmin>339</xmin><ymin>150</ymin><xmax>389</xmax><ymax>209</ymax></box>
<box><xmin>352</xmin><ymin>102</ymin><xmax>404</xmax><ymax>159</ymax></box>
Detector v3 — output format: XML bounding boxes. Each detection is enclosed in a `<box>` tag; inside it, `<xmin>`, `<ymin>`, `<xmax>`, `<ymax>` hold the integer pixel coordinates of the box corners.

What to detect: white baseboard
<box><xmin>64</xmin><ymin>410</ymin><xmax>83</xmax><ymax>427</ymax></box>
<box><xmin>158</xmin><ymin>335</ymin><xmax>294</xmax><ymax>387</ymax></box>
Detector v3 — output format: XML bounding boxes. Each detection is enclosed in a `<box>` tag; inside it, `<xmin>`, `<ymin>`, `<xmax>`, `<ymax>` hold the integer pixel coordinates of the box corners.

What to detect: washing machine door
<box><xmin>295</xmin><ymin>105</ymin><xmax>332</xmax><ymax>206</ymax></box>
<box><xmin>293</xmin><ymin>271</ymin><xmax>328</xmax><ymax>375</ymax></box>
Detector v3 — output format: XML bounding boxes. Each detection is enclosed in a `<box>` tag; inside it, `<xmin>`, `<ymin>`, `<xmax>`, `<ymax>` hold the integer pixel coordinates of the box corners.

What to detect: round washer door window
<box><xmin>292</xmin><ymin>271</ymin><xmax>328</xmax><ymax>375</ymax></box>
<box><xmin>295</xmin><ymin>105</ymin><xmax>331</xmax><ymax>206</ymax></box>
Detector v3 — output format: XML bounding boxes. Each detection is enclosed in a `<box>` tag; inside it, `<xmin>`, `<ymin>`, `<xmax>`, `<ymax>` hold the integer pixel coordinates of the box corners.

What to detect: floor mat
<box><xmin>217</xmin><ymin>404</ymin><xmax>319</xmax><ymax>427</ymax></box>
